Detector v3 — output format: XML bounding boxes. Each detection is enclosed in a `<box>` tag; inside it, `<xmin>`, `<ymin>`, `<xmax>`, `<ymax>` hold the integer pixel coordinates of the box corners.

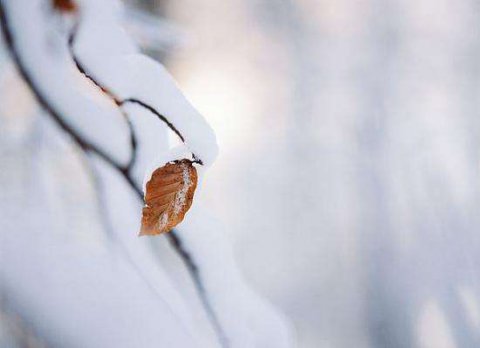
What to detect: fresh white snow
<box><xmin>0</xmin><ymin>0</ymin><xmax>293</xmax><ymax>346</ymax></box>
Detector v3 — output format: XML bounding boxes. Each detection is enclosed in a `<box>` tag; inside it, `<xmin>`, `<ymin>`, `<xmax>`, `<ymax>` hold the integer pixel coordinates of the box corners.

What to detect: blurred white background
<box><xmin>1</xmin><ymin>0</ymin><xmax>480</xmax><ymax>347</ymax></box>
<box><xmin>152</xmin><ymin>0</ymin><xmax>480</xmax><ymax>347</ymax></box>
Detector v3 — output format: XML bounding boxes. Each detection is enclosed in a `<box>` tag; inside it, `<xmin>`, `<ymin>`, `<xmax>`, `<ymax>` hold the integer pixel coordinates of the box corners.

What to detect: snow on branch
<box><xmin>0</xmin><ymin>0</ymin><xmax>225</xmax><ymax>344</ymax></box>
<box><xmin>0</xmin><ymin>0</ymin><xmax>132</xmax><ymax>167</ymax></box>
<box><xmin>0</xmin><ymin>1</ymin><xmax>293</xmax><ymax>347</ymax></box>
<box><xmin>72</xmin><ymin>0</ymin><xmax>218</xmax><ymax>166</ymax></box>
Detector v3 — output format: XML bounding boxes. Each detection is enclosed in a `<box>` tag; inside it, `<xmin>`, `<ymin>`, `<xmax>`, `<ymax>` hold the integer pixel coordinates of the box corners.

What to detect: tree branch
<box><xmin>0</xmin><ymin>3</ymin><xmax>226</xmax><ymax>346</ymax></box>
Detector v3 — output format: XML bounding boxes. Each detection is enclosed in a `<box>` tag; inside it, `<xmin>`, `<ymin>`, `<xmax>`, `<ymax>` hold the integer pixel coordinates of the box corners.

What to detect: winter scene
<box><xmin>1</xmin><ymin>0</ymin><xmax>480</xmax><ymax>347</ymax></box>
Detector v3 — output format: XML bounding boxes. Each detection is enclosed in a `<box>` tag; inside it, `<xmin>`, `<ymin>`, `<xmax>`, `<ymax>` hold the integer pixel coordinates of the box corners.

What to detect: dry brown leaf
<box><xmin>140</xmin><ymin>159</ymin><xmax>198</xmax><ymax>236</ymax></box>
<box><xmin>53</xmin><ymin>0</ymin><xmax>77</xmax><ymax>12</ymax></box>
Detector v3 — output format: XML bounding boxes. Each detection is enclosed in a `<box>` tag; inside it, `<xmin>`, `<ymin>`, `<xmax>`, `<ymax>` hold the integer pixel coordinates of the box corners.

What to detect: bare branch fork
<box><xmin>0</xmin><ymin>3</ymin><xmax>227</xmax><ymax>346</ymax></box>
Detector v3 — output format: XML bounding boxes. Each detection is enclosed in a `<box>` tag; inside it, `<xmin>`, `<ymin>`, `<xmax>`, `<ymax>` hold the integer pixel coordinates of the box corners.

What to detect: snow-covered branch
<box><xmin>0</xmin><ymin>1</ymin><xmax>293</xmax><ymax>346</ymax></box>
<box><xmin>0</xmin><ymin>0</ymin><xmax>225</xmax><ymax>343</ymax></box>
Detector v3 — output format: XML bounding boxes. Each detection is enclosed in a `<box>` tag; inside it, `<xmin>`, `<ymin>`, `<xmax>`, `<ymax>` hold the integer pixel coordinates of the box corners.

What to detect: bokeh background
<box><xmin>2</xmin><ymin>0</ymin><xmax>480</xmax><ymax>347</ymax></box>
<box><xmin>132</xmin><ymin>0</ymin><xmax>480</xmax><ymax>347</ymax></box>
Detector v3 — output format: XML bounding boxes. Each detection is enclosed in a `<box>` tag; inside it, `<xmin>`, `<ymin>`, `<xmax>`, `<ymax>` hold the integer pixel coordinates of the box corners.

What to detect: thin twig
<box><xmin>68</xmin><ymin>28</ymin><xmax>202</xmax><ymax>165</ymax></box>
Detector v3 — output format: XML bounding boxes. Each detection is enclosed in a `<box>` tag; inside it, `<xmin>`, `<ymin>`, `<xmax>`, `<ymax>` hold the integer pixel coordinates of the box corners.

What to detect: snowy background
<box><xmin>2</xmin><ymin>0</ymin><xmax>480</xmax><ymax>347</ymax></box>
<box><xmin>157</xmin><ymin>0</ymin><xmax>480</xmax><ymax>347</ymax></box>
